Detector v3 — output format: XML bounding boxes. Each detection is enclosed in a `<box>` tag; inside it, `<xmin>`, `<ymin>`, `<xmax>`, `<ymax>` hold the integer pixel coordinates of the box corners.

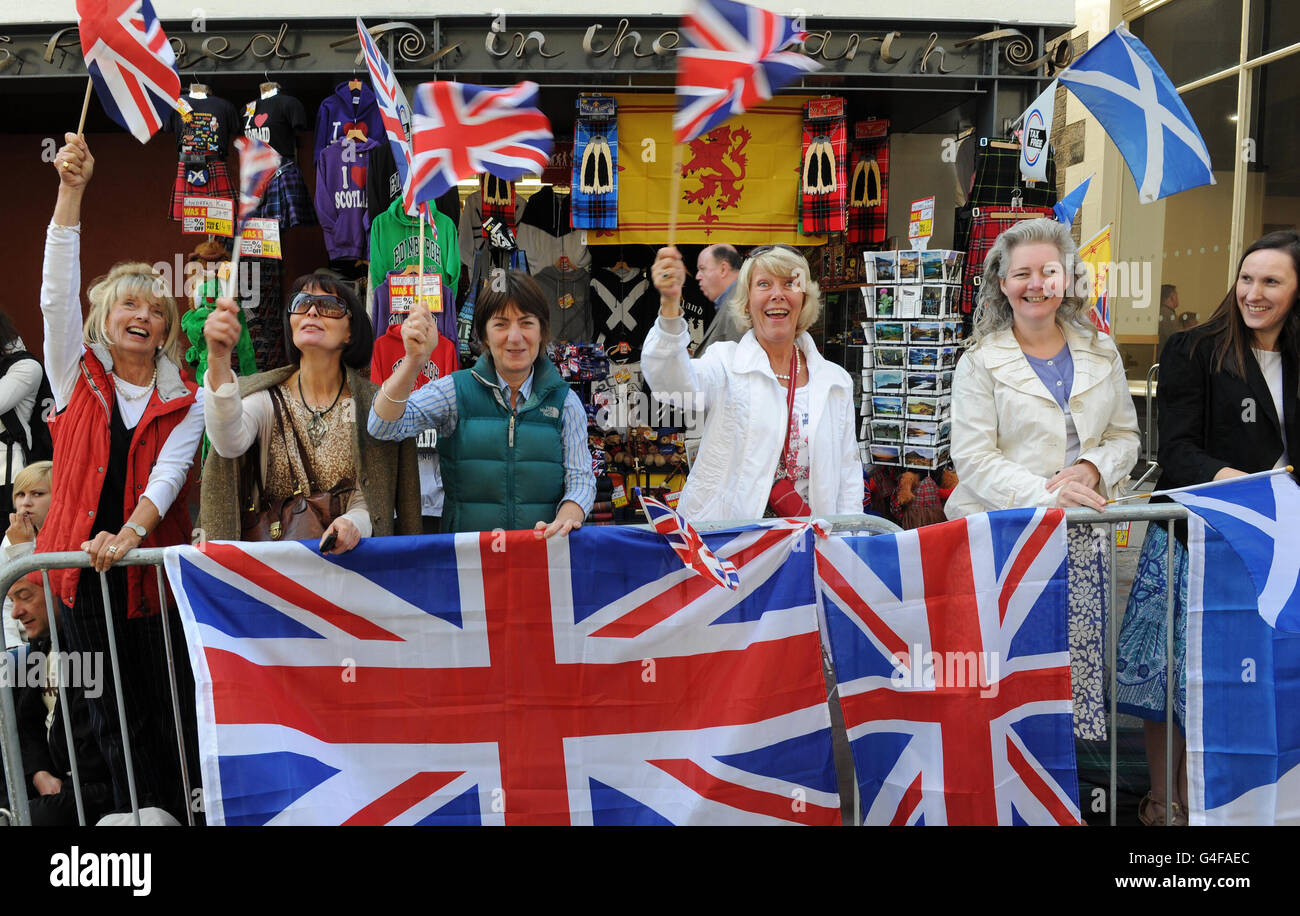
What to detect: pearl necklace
<box><xmin>774</xmin><ymin>349</ymin><xmax>803</xmax><ymax>382</ymax></box>
<box><xmin>114</xmin><ymin>367</ymin><xmax>157</xmax><ymax>401</ymax></box>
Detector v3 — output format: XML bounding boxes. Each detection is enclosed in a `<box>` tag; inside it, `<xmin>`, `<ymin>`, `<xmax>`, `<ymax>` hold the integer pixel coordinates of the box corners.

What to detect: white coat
<box><xmin>641</xmin><ymin>316</ymin><xmax>864</xmax><ymax>522</ymax></box>
<box><xmin>945</xmin><ymin>323</ymin><xmax>1141</xmax><ymax>519</ymax></box>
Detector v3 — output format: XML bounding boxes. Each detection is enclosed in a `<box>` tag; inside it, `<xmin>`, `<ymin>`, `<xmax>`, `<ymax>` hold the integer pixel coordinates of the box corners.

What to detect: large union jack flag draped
<box><xmin>816</xmin><ymin>509</ymin><xmax>1081</xmax><ymax>825</ymax></box>
<box><xmin>674</xmin><ymin>0</ymin><xmax>821</xmax><ymax>145</ymax></box>
<box><xmin>404</xmin><ymin>81</ymin><xmax>553</xmax><ymax>216</ymax></box>
<box><xmin>356</xmin><ymin>18</ymin><xmax>414</xmax><ymax>204</ymax></box>
<box><xmin>165</xmin><ymin>523</ymin><xmax>838</xmax><ymax>825</ymax></box>
<box><xmin>76</xmin><ymin>0</ymin><xmax>182</xmax><ymax>143</ymax></box>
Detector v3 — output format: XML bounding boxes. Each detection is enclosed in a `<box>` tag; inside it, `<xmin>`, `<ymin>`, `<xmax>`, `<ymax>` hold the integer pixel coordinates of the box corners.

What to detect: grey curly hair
<box><xmin>967</xmin><ymin>217</ymin><xmax>1097</xmax><ymax>346</ymax></box>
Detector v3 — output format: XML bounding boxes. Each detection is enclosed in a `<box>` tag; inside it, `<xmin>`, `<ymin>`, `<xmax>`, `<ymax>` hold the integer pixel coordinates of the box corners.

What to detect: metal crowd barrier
<box><xmin>0</xmin><ymin>506</ymin><xmax>1185</xmax><ymax>826</ymax></box>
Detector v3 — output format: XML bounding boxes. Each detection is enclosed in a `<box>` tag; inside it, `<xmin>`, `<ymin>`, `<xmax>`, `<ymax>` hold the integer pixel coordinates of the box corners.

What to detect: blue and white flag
<box><xmin>1054</xmin><ymin>173</ymin><xmax>1093</xmax><ymax>226</ymax></box>
<box><xmin>1017</xmin><ymin>81</ymin><xmax>1056</xmax><ymax>183</ymax></box>
<box><xmin>1058</xmin><ymin>26</ymin><xmax>1214</xmax><ymax>203</ymax></box>
<box><xmin>1182</xmin><ymin>478</ymin><xmax>1300</xmax><ymax>824</ymax></box>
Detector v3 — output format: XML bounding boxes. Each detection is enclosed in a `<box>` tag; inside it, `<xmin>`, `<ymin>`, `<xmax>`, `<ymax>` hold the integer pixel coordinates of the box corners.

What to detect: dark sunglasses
<box><xmin>749</xmin><ymin>244</ymin><xmax>802</xmax><ymax>258</ymax></box>
<box><xmin>288</xmin><ymin>292</ymin><xmax>350</xmax><ymax>319</ymax></box>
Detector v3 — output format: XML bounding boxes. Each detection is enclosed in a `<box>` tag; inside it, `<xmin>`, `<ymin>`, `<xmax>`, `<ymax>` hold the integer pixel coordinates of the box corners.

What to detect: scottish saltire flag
<box><xmin>233</xmin><ymin>136</ymin><xmax>281</xmax><ymax>226</ymax></box>
<box><xmin>165</xmin><ymin>525</ymin><xmax>838</xmax><ymax>825</ymax></box>
<box><xmin>1058</xmin><ymin>26</ymin><xmax>1214</xmax><ymax>203</ymax></box>
<box><xmin>1184</xmin><ymin>487</ymin><xmax>1300</xmax><ymax>824</ymax></box>
<box><xmin>357</xmin><ymin>18</ymin><xmax>414</xmax><ymax>206</ymax></box>
<box><xmin>1054</xmin><ymin>173</ymin><xmax>1093</xmax><ymax>226</ymax></box>
<box><xmin>1171</xmin><ymin>474</ymin><xmax>1300</xmax><ymax>631</ymax></box>
<box><xmin>405</xmin><ymin>81</ymin><xmax>553</xmax><ymax>214</ymax></box>
<box><xmin>76</xmin><ymin>0</ymin><xmax>183</xmax><ymax>142</ymax></box>
<box><xmin>816</xmin><ymin>509</ymin><xmax>1081</xmax><ymax>825</ymax></box>
<box><xmin>639</xmin><ymin>492</ymin><xmax>740</xmax><ymax>591</ymax></box>
<box><xmin>674</xmin><ymin>0</ymin><xmax>821</xmax><ymax>145</ymax></box>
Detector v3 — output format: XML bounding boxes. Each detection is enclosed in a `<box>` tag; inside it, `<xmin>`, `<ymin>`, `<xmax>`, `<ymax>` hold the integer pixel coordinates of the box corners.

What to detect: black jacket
<box><xmin>15</xmin><ymin>637</ymin><xmax>112</xmax><ymax>789</ymax></box>
<box><xmin>1157</xmin><ymin>325</ymin><xmax>1300</xmax><ymax>491</ymax></box>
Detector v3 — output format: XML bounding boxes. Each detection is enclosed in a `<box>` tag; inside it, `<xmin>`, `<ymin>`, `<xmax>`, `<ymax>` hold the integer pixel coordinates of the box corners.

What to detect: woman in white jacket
<box><xmin>948</xmin><ymin>217</ymin><xmax>1140</xmax><ymax>740</ymax></box>
<box><xmin>643</xmin><ymin>244</ymin><xmax>863</xmax><ymax>522</ymax></box>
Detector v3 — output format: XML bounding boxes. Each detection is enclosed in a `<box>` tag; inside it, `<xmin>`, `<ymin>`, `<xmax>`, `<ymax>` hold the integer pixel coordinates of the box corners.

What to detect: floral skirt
<box><xmin>1115</xmin><ymin>522</ymin><xmax>1188</xmax><ymax>726</ymax></box>
<box><xmin>1067</xmin><ymin>525</ymin><xmax>1110</xmax><ymax>741</ymax></box>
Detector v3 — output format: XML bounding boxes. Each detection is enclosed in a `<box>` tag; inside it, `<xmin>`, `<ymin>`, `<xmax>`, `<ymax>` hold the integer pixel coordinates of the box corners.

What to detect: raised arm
<box><xmin>42</xmin><ymin>134</ymin><xmax>96</xmax><ymax>410</ymax></box>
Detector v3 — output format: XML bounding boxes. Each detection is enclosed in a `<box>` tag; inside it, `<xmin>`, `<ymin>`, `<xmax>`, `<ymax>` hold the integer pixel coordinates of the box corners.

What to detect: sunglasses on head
<box><xmin>749</xmin><ymin>244</ymin><xmax>802</xmax><ymax>258</ymax></box>
<box><xmin>288</xmin><ymin>292</ymin><xmax>349</xmax><ymax>319</ymax></box>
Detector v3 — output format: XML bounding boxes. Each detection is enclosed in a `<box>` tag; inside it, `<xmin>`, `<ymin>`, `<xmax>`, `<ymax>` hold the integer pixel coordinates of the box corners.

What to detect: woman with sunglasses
<box><xmin>199</xmin><ymin>276</ymin><xmax>420</xmax><ymax>551</ymax></box>
<box><xmin>643</xmin><ymin>244</ymin><xmax>863</xmax><ymax>522</ymax></box>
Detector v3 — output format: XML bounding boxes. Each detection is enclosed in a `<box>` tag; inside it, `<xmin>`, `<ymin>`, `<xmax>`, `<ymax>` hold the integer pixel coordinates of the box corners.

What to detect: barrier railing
<box><xmin>0</xmin><ymin>506</ymin><xmax>1184</xmax><ymax>826</ymax></box>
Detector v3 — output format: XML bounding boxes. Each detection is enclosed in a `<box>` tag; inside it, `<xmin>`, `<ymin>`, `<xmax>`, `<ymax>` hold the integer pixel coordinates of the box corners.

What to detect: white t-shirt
<box><xmin>1252</xmin><ymin>348</ymin><xmax>1290</xmax><ymax>469</ymax></box>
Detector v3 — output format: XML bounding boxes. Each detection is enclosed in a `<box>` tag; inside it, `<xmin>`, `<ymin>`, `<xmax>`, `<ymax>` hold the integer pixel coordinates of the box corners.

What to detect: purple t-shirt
<box><xmin>1024</xmin><ymin>344</ymin><xmax>1074</xmax><ymax>409</ymax></box>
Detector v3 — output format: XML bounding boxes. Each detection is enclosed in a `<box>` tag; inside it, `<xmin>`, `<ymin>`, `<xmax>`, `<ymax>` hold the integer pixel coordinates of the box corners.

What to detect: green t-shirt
<box><xmin>368</xmin><ymin>197</ymin><xmax>461</xmax><ymax>295</ymax></box>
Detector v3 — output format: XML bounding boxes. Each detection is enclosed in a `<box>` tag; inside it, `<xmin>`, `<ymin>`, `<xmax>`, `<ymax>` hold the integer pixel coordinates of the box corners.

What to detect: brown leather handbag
<box><xmin>240</xmin><ymin>386</ymin><xmax>355</xmax><ymax>541</ymax></box>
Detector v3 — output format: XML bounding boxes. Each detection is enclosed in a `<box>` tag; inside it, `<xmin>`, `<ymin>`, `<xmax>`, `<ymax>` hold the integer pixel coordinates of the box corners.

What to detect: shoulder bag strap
<box><xmin>779</xmin><ymin>349</ymin><xmax>798</xmax><ymax>479</ymax></box>
<box><xmin>272</xmin><ymin>383</ymin><xmax>322</xmax><ymax>493</ymax></box>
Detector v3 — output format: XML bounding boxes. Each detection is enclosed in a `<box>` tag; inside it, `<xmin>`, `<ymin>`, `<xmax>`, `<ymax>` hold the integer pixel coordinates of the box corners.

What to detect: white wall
<box><xmin>1</xmin><ymin>1</ymin><xmax>1077</xmax><ymax>26</ymax></box>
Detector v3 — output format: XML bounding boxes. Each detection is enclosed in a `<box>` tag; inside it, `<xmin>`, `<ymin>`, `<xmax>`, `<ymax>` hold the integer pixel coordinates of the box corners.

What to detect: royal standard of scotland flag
<box><xmin>1057</xmin><ymin>26</ymin><xmax>1214</xmax><ymax>203</ymax></box>
<box><xmin>165</xmin><ymin>523</ymin><xmax>838</xmax><ymax>826</ymax></box>
<box><xmin>1179</xmin><ymin>475</ymin><xmax>1300</xmax><ymax>824</ymax></box>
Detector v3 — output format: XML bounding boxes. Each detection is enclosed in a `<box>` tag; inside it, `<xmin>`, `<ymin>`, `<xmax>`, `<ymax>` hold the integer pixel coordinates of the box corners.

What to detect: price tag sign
<box><xmin>663</xmin><ymin>489</ymin><xmax>683</xmax><ymax>509</ymax></box>
<box><xmin>611</xmin><ymin>484</ymin><xmax>628</xmax><ymax>508</ymax></box>
<box><xmin>238</xmin><ymin>218</ymin><xmax>282</xmax><ymax>259</ymax></box>
<box><xmin>388</xmin><ymin>273</ymin><xmax>443</xmax><ymax>313</ymax></box>
<box><xmin>181</xmin><ymin>196</ymin><xmax>234</xmax><ymax>237</ymax></box>
<box><xmin>908</xmin><ymin>196</ymin><xmax>935</xmax><ymax>250</ymax></box>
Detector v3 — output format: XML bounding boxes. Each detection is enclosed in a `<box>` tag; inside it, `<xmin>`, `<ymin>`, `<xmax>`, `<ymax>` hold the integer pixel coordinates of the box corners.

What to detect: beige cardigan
<box><xmin>198</xmin><ymin>364</ymin><xmax>421</xmax><ymax>541</ymax></box>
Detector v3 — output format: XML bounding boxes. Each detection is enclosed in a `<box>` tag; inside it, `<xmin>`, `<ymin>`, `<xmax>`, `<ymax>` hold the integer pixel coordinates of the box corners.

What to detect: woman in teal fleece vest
<box><xmin>368</xmin><ymin>270</ymin><xmax>594</xmax><ymax>534</ymax></box>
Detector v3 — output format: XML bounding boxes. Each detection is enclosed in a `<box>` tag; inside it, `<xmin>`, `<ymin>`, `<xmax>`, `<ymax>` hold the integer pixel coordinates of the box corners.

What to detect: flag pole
<box><xmin>667</xmin><ymin>142</ymin><xmax>683</xmax><ymax>247</ymax></box>
<box><xmin>417</xmin><ymin>204</ymin><xmax>426</xmax><ymax>291</ymax></box>
<box><xmin>1106</xmin><ymin>466</ymin><xmax>1294</xmax><ymax>505</ymax></box>
<box><xmin>76</xmin><ymin>78</ymin><xmax>94</xmax><ymax>136</ymax></box>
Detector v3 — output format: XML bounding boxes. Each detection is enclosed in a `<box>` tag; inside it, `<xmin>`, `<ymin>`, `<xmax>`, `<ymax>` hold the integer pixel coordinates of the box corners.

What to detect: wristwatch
<box><xmin>122</xmin><ymin>521</ymin><xmax>147</xmax><ymax>538</ymax></box>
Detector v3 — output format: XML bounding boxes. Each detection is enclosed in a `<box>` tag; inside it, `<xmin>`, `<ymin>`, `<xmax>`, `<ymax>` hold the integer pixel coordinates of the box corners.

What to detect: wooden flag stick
<box><xmin>223</xmin><ymin>244</ymin><xmax>242</xmax><ymax>301</ymax></box>
<box><xmin>1106</xmin><ymin>466</ymin><xmax>1294</xmax><ymax>505</ymax></box>
<box><xmin>417</xmin><ymin>206</ymin><xmax>426</xmax><ymax>304</ymax></box>
<box><xmin>76</xmin><ymin>78</ymin><xmax>94</xmax><ymax>136</ymax></box>
<box><xmin>667</xmin><ymin>142</ymin><xmax>684</xmax><ymax>247</ymax></box>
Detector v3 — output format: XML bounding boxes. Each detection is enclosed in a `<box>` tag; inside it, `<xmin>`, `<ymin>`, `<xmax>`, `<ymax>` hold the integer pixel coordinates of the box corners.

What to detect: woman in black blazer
<box><xmin>1117</xmin><ymin>231</ymin><xmax>1300</xmax><ymax>825</ymax></box>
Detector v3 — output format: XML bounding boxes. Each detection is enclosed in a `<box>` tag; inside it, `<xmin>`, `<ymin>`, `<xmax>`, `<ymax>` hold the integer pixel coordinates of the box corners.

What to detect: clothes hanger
<box><xmin>260</xmin><ymin>72</ymin><xmax>280</xmax><ymax>98</ymax></box>
<box><xmin>188</xmin><ymin>80</ymin><xmax>209</xmax><ymax>98</ymax></box>
<box><xmin>345</xmin><ymin>126</ymin><xmax>367</xmax><ymax>142</ymax></box>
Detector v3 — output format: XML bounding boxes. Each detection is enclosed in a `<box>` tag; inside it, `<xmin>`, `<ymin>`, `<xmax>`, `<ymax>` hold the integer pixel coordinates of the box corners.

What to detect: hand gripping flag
<box><xmin>1057</xmin><ymin>26</ymin><xmax>1214</xmax><ymax>203</ymax></box>
<box><xmin>356</xmin><ymin>18</ymin><xmax>414</xmax><ymax>203</ymax></box>
<box><xmin>638</xmin><ymin>491</ymin><xmax>740</xmax><ymax>591</ymax></box>
<box><xmin>233</xmin><ymin>136</ymin><xmax>281</xmax><ymax>226</ymax></box>
<box><xmin>1178</xmin><ymin>475</ymin><xmax>1300</xmax><ymax>824</ymax></box>
<box><xmin>405</xmin><ymin>81</ymin><xmax>553</xmax><ymax>215</ymax></box>
<box><xmin>165</xmin><ymin>525</ymin><xmax>837</xmax><ymax>825</ymax></box>
<box><xmin>76</xmin><ymin>0</ymin><xmax>183</xmax><ymax>142</ymax></box>
<box><xmin>816</xmin><ymin>509</ymin><xmax>1081</xmax><ymax>825</ymax></box>
<box><xmin>674</xmin><ymin>0</ymin><xmax>822</xmax><ymax>145</ymax></box>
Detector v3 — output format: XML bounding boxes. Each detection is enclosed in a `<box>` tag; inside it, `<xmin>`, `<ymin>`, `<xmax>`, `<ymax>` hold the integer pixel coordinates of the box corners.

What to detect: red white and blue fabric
<box><xmin>1089</xmin><ymin>288</ymin><xmax>1111</xmax><ymax>335</ymax></box>
<box><xmin>356</xmin><ymin>18</ymin><xmax>414</xmax><ymax>207</ymax></box>
<box><xmin>640</xmin><ymin>493</ymin><xmax>740</xmax><ymax>591</ymax></box>
<box><xmin>165</xmin><ymin>524</ymin><xmax>837</xmax><ymax>825</ymax></box>
<box><xmin>815</xmin><ymin>508</ymin><xmax>1082</xmax><ymax>825</ymax></box>
<box><xmin>234</xmin><ymin>136</ymin><xmax>282</xmax><ymax>226</ymax></box>
<box><xmin>76</xmin><ymin>0</ymin><xmax>182</xmax><ymax>143</ymax></box>
<box><xmin>674</xmin><ymin>0</ymin><xmax>821</xmax><ymax>145</ymax></box>
<box><xmin>404</xmin><ymin>81</ymin><xmax>553</xmax><ymax>216</ymax></box>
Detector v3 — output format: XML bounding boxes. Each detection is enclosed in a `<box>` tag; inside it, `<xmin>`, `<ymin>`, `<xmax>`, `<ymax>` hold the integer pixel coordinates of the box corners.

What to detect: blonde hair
<box><xmin>85</xmin><ymin>262</ymin><xmax>183</xmax><ymax>366</ymax></box>
<box><xmin>12</xmin><ymin>460</ymin><xmax>52</xmax><ymax>496</ymax></box>
<box><xmin>730</xmin><ymin>246</ymin><xmax>823</xmax><ymax>335</ymax></box>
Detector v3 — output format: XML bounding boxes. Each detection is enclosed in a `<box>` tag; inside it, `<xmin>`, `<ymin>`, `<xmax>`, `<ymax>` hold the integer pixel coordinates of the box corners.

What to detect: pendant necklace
<box><xmin>298</xmin><ymin>374</ymin><xmax>346</xmax><ymax>448</ymax></box>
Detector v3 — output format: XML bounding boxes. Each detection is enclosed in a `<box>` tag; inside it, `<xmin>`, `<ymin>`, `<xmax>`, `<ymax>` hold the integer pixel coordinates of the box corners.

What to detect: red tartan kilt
<box><xmin>169</xmin><ymin>159</ymin><xmax>234</xmax><ymax>220</ymax></box>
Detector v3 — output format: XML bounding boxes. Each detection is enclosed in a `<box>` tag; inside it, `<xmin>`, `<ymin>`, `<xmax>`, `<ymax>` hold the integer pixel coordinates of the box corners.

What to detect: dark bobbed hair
<box><xmin>0</xmin><ymin>309</ymin><xmax>22</xmax><ymax>353</ymax></box>
<box><xmin>1196</xmin><ymin>231</ymin><xmax>1300</xmax><ymax>378</ymax></box>
<box><xmin>471</xmin><ymin>269</ymin><xmax>551</xmax><ymax>350</ymax></box>
<box><xmin>282</xmin><ymin>273</ymin><xmax>373</xmax><ymax>370</ymax></box>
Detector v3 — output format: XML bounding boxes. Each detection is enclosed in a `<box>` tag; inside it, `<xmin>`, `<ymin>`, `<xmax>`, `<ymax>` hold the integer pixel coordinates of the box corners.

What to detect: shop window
<box><xmin>1130</xmin><ymin>0</ymin><xmax>1242</xmax><ymax>86</ymax></box>
<box><xmin>1249</xmin><ymin>0</ymin><xmax>1300</xmax><ymax>58</ymax></box>
<box><xmin>1243</xmin><ymin>53</ymin><xmax>1300</xmax><ymax>243</ymax></box>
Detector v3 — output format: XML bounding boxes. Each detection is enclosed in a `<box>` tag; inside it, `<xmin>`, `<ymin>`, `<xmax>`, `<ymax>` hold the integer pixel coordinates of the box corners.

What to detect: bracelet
<box><xmin>379</xmin><ymin>385</ymin><xmax>409</xmax><ymax>405</ymax></box>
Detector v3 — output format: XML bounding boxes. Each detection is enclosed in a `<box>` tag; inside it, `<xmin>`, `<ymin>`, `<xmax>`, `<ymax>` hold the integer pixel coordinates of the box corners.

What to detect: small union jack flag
<box><xmin>405</xmin><ymin>80</ymin><xmax>553</xmax><ymax>215</ymax></box>
<box><xmin>76</xmin><ymin>0</ymin><xmax>183</xmax><ymax>143</ymax></box>
<box><xmin>357</xmin><ymin>18</ymin><xmax>414</xmax><ymax>200</ymax></box>
<box><xmin>674</xmin><ymin>0</ymin><xmax>821</xmax><ymax>145</ymax></box>
<box><xmin>234</xmin><ymin>136</ymin><xmax>281</xmax><ymax>226</ymax></box>
<box><xmin>638</xmin><ymin>492</ymin><xmax>740</xmax><ymax>591</ymax></box>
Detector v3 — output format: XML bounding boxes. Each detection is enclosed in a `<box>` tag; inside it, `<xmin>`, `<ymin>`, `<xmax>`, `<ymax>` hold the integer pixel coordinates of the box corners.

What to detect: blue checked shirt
<box><xmin>368</xmin><ymin>369</ymin><xmax>596</xmax><ymax>517</ymax></box>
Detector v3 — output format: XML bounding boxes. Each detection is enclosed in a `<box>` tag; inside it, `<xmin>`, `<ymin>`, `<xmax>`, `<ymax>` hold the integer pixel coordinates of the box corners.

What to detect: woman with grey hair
<box><xmin>947</xmin><ymin>217</ymin><xmax>1140</xmax><ymax>741</ymax></box>
<box><xmin>643</xmin><ymin>244</ymin><xmax>863</xmax><ymax>522</ymax></box>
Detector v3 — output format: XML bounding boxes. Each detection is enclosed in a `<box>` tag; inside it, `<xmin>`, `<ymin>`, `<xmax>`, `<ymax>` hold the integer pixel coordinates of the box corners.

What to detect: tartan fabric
<box><xmin>243</xmin><ymin>255</ymin><xmax>286</xmax><ymax>370</ymax></box>
<box><xmin>959</xmin><ymin>206</ymin><xmax>1056</xmax><ymax>314</ymax></box>
<box><xmin>967</xmin><ymin>140</ymin><xmax>1058</xmax><ymax>209</ymax></box>
<box><xmin>251</xmin><ymin>160</ymin><xmax>317</xmax><ymax>229</ymax></box>
<box><xmin>847</xmin><ymin>123</ymin><xmax>889</xmax><ymax>245</ymax></box>
<box><xmin>168</xmin><ymin>159</ymin><xmax>234</xmax><ymax>220</ymax></box>
<box><xmin>480</xmin><ymin>173</ymin><xmax>517</xmax><ymax>236</ymax></box>
<box><xmin>800</xmin><ymin>100</ymin><xmax>846</xmax><ymax>234</ymax></box>
<box><xmin>571</xmin><ymin>100</ymin><xmax>618</xmax><ymax>230</ymax></box>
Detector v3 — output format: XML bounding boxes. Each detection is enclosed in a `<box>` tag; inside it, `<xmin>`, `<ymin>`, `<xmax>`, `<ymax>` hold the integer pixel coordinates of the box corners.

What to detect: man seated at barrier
<box><xmin>8</xmin><ymin>575</ymin><xmax>113</xmax><ymax>825</ymax></box>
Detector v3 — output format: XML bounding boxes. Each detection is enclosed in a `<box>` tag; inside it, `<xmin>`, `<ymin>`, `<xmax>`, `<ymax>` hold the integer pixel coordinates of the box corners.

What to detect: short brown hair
<box><xmin>472</xmin><ymin>269</ymin><xmax>551</xmax><ymax>346</ymax></box>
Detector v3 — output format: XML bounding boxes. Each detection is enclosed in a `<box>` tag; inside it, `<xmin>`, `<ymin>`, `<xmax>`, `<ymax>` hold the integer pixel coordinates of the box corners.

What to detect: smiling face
<box><xmin>746</xmin><ymin>266</ymin><xmax>805</xmax><ymax>351</ymax></box>
<box><xmin>8</xmin><ymin>578</ymin><xmax>47</xmax><ymax>640</ymax></box>
<box><xmin>999</xmin><ymin>241</ymin><xmax>1067</xmax><ymax>331</ymax></box>
<box><xmin>12</xmin><ymin>479</ymin><xmax>51</xmax><ymax>529</ymax></box>
<box><xmin>485</xmin><ymin>303</ymin><xmax>542</xmax><ymax>379</ymax></box>
<box><xmin>106</xmin><ymin>292</ymin><xmax>168</xmax><ymax>358</ymax></box>
<box><xmin>1236</xmin><ymin>248</ymin><xmax>1298</xmax><ymax>349</ymax></box>
<box><xmin>288</xmin><ymin>284</ymin><xmax>352</xmax><ymax>354</ymax></box>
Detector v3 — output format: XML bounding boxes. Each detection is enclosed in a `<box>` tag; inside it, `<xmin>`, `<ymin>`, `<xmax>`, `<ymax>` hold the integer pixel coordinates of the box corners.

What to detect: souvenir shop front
<box><xmin>0</xmin><ymin>13</ymin><xmax>1075</xmax><ymax>527</ymax></box>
